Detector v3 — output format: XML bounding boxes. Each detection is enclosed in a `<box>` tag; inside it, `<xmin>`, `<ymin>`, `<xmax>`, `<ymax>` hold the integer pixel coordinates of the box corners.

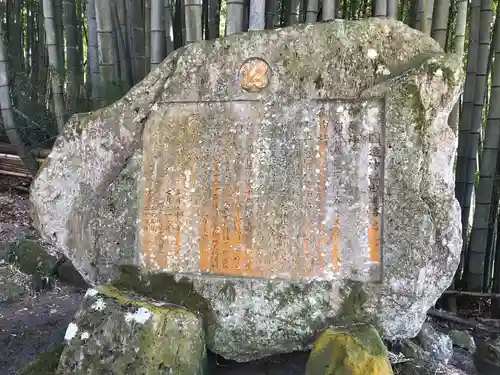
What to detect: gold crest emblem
<box><xmin>239</xmin><ymin>58</ymin><xmax>271</xmax><ymax>93</ymax></box>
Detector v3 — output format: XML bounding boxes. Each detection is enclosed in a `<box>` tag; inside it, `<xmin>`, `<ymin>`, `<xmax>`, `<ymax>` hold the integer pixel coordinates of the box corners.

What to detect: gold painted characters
<box><xmin>239</xmin><ymin>58</ymin><xmax>271</xmax><ymax>93</ymax></box>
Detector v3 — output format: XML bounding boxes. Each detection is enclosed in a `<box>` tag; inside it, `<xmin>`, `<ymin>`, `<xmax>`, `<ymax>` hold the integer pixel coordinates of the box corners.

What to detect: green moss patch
<box><xmin>17</xmin><ymin>344</ymin><xmax>64</xmax><ymax>375</ymax></box>
<box><xmin>7</xmin><ymin>239</ymin><xmax>57</xmax><ymax>277</ymax></box>
<box><xmin>114</xmin><ymin>265</ymin><xmax>214</xmax><ymax>328</ymax></box>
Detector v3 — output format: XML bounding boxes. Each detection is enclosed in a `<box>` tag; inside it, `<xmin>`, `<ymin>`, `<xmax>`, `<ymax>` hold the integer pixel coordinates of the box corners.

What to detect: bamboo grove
<box><xmin>0</xmin><ymin>0</ymin><xmax>499</xmax><ymax>308</ymax></box>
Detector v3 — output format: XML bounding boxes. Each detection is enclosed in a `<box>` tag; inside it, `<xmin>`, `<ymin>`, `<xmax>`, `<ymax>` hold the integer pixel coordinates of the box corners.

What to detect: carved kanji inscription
<box><xmin>139</xmin><ymin>99</ymin><xmax>384</xmax><ymax>282</ymax></box>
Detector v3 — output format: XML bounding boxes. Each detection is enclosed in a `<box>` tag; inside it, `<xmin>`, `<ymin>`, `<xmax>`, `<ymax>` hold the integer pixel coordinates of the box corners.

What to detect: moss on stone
<box><xmin>4</xmin><ymin>239</ymin><xmax>86</xmax><ymax>290</ymax></box>
<box><xmin>219</xmin><ymin>282</ymin><xmax>237</xmax><ymax>303</ymax></box>
<box><xmin>7</xmin><ymin>239</ymin><xmax>57</xmax><ymax>276</ymax></box>
<box><xmin>398</xmin><ymin>339</ymin><xmax>429</xmax><ymax>362</ymax></box>
<box><xmin>339</xmin><ymin>281</ymin><xmax>368</xmax><ymax>318</ymax></box>
<box><xmin>0</xmin><ymin>263</ymin><xmax>30</xmax><ymax>302</ymax></box>
<box><xmin>109</xmin><ymin>306</ymin><xmax>206</xmax><ymax>375</ymax></box>
<box><xmin>96</xmin><ymin>284</ymin><xmax>182</xmax><ymax>316</ymax></box>
<box><xmin>318</xmin><ymin>281</ymin><xmax>387</xmax><ymax>341</ymax></box>
<box><xmin>113</xmin><ymin>265</ymin><xmax>214</xmax><ymax>328</ymax></box>
<box><xmin>405</xmin><ymin>85</ymin><xmax>427</xmax><ymax>139</ymax></box>
<box><xmin>305</xmin><ymin>325</ymin><xmax>393</xmax><ymax>375</ymax></box>
<box><xmin>59</xmin><ymin>284</ymin><xmax>207</xmax><ymax>374</ymax></box>
<box><xmin>17</xmin><ymin>344</ymin><xmax>64</xmax><ymax>375</ymax></box>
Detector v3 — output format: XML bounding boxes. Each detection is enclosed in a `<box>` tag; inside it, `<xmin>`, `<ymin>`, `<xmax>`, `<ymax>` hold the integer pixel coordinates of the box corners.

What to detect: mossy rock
<box><xmin>305</xmin><ymin>324</ymin><xmax>393</xmax><ymax>375</ymax></box>
<box><xmin>7</xmin><ymin>239</ymin><xmax>57</xmax><ymax>276</ymax></box>
<box><xmin>474</xmin><ymin>340</ymin><xmax>500</xmax><ymax>374</ymax></box>
<box><xmin>30</xmin><ymin>18</ymin><xmax>464</xmax><ymax>362</ymax></box>
<box><xmin>56</xmin><ymin>285</ymin><xmax>207</xmax><ymax>375</ymax></box>
<box><xmin>5</xmin><ymin>238</ymin><xmax>87</xmax><ymax>289</ymax></box>
<box><xmin>17</xmin><ymin>344</ymin><xmax>64</xmax><ymax>375</ymax></box>
<box><xmin>398</xmin><ymin>339</ymin><xmax>430</xmax><ymax>362</ymax></box>
<box><xmin>449</xmin><ymin>330</ymin><xmax>475</xmax><ymax>353</ymax></box>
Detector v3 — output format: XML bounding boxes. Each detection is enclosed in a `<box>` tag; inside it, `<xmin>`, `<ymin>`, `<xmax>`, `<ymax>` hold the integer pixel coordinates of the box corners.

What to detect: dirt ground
<box><xmin>0</xmin><ymin>285</ymin><xmax>84</xmax><ymax>375</ymax></box>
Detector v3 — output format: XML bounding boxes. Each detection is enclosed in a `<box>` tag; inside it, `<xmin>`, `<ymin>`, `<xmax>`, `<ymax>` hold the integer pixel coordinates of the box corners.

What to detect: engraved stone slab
<box><xmin>139</xmin><ymin>98</ymin><xmax>384</xmax><ymax>282</ymax></box>
<box><xmin>30</xmin><ymin>18</ymin><xmax>464</xmax><ymax>362</ymax></box>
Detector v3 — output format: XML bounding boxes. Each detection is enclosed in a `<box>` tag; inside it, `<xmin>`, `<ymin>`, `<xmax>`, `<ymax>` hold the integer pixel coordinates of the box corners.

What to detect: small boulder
<box><xmin>5</xmin><ymin>238</ymin><xmax>58</xmax><ymax>292</ymax></box>
<box><xmin>4</xmin><ymin>238</ymin><xmax>87</xmax><ymax>290</ymax></box>
<box><xmin>399</xmin><ymin>339</ymin><xmax>430</xmax><ymax>362</ymax></box>
<box><xmin>450</xmin><ymin>347</ymin><xmax>479</xmax><ymax>375</ymax></box>
<box><xmin>52</xmin><ymin>255</ymin><xmax>88</xmax><ymax>289</ymax></box>
<box><xmin>449</xmin><ymin>330</ymin><xmax>475</xmax><ymax>353</ymax></box>
<box><xmin>6</xmin><ymin>238</ymin><xmax>57</xmax><ymax>276</ymax></box>
<box><xmin>56</xmin><ymin>286</ymin><xmax>207</xmax><ymax>375</ymax></box>
<box><xmin>474</xmin><ymin>338</ymin><xmax>500</xmax><ymax>375</ymax></box>
<box><xmin>416</xmin><ymin>322</ymin><xmax>453</xmax><ymax>363</ymax></box>
<box><xmin>305</xmin><ymin>325</ymin><xmax>393</xmax><ymax>375</ymax></box>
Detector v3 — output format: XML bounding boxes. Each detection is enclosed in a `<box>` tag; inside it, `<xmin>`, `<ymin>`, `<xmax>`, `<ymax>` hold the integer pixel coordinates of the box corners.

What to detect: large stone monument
<box><xmin>30</xmin><ymin>18</ymin><xmax>463</xmax><ymax>363</ymax></box>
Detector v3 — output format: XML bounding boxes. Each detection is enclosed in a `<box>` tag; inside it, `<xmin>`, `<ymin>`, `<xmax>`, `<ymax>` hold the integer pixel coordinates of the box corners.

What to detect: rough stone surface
<box><xmin>416</xmin><ymin>323</ymin><xmax>453</xmax><ymax>363</ymax></box>
<box><xmin>450</xmin><ymin>347</ymin><xmax>479</xmax><ymax>375</ymax></box>
<box><xmin>30</xmin><ymin>19</ymin><xmax>464</xmax><ymax>361</ymax></box>
<box><xmin>304</xmin><ymin>325</ymin><xmax>393</xmax><ymax>375</ymax></box>
<box><xmin>56</xmin><ymin>286</ymin><xmax>207</xmax><ymax>375</ymax></box>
